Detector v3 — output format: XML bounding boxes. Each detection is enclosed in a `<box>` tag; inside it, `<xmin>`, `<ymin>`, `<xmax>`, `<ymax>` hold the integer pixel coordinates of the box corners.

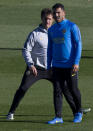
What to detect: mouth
<box><xmin>55</xmin><ymin>17</ymin><xmax>60</xmax><ymax>20</ymax></box>
<box><xmin>57</xmin><ymin>17</ymin><xmax>60</xmax><ymax>19</ymax></box>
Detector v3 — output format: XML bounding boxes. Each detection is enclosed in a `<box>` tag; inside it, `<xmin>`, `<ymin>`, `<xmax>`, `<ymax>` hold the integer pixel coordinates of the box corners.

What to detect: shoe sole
<box><xmin>7</xmin><ymin>116</ymin><xmax>14</xmax><ymax>120</ymax></box>
<box><xmin>48</xmin><ymin>121</ymin><xmax>63</xmax><ymax>124</ymax></box>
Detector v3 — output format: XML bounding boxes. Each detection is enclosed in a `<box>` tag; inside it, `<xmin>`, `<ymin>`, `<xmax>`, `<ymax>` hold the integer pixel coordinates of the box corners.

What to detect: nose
<box><xmin>56</xmin><ymin>13</ymin><xmax>59</xmax><ymax>17</ymax></box>
<box><xmin>46</xmin><ymin>19</ymin><xmax>50</xmax><ymax>24</ymax></box>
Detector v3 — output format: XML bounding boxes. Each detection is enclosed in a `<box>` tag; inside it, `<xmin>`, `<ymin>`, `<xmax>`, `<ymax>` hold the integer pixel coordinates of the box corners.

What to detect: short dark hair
<box><xmin>52</xmin><ymin>3</ymin><xmax>65</xmax><ymax>11</ymax></box>
<box><xmin>41</xmin><ymin>8</ymin><xmax>53</xmax><ymax>20</ymax></box>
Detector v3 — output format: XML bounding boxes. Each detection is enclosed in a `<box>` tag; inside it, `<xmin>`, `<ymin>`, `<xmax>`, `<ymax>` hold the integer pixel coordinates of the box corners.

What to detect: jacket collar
<box><xmin>39</xmin><ymin>24</ymin><xmax>48</xmax><ymax>33</ymax></box>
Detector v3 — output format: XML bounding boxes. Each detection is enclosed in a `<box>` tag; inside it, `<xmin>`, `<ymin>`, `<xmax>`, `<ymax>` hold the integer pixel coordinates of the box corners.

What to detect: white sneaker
<box><xmin>7</xmin><ymin>113</ymin><xmax>14</xmax><ymax>120</ymax></box>
<box><xmin>82</xmin><ymin>108</ymin><xmax>91</xmax><ymax>114</ymax></box>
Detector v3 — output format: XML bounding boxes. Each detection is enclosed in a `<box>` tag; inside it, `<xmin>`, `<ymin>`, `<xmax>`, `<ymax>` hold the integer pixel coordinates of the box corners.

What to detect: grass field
<box><xmin>0</xmin><ymin>0</ymin><xmax>93</xmax><ymax>130</ymax></box>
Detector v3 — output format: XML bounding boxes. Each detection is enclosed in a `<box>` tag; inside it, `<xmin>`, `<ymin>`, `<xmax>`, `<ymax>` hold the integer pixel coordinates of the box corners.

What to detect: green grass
<box><xmin>0</xmin><ymin>0</ymin><xmax>93</xmax><ymax>130</ymax></box>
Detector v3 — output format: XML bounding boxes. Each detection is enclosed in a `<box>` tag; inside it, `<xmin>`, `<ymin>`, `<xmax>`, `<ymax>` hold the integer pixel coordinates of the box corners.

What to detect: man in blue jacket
<box><xmin>47</xmin><ymin>3</ymin><xmax>83</xmax><ymax>124</ymax></box>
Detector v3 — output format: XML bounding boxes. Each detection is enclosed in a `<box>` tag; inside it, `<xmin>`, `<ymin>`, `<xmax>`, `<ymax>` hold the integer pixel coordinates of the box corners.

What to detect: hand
<box><xmin>72</xmin><ymin>64</ymin><xmax>79</xmax><ymax>72</ymax></box>
<box><xmin>29</xmin><ymin>65</ymin><xmax>38</xmax><ymax>76</ymax></box>
<box><xmin>47</xmin><ymin>68</ymin><xmax>53</xmax><ymax>76</ymax></box>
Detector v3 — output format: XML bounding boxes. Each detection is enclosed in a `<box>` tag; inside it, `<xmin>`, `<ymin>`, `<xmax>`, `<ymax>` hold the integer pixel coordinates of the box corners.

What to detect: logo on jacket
<box><xmin>62</xmin><ymin>29</ymin><xmax>66</xmax><ymax>34</ymax></box>
<box><xmin>53</xmin><ymin>37</ymin><xmax>64</xmax><ymax>44</ymax></box>
<box><xmin>40</xmin><ymin>37</ymin><xmax>43</xmax><ymax>40</ymax></box>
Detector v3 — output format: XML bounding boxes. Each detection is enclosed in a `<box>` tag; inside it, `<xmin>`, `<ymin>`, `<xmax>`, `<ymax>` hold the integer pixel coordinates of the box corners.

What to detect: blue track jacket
<box><xmin>47</xmin><ymin>19</ymin><xmax>82</xmax><ymax>69</ymax></box>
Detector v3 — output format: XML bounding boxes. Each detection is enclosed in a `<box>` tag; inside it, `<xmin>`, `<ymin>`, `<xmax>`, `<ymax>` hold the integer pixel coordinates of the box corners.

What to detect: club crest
<box><xmin>62</xmin><ymin>29</ymin><xmax>66</xmax><ymax>34</ymax></box>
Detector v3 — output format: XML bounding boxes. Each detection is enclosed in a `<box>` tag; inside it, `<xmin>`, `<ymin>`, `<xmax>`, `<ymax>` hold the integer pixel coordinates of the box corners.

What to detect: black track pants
<box><xmin>52</xmin><ymin>67</ymin><xmax>82</xmax><ymax>118</ymax></box>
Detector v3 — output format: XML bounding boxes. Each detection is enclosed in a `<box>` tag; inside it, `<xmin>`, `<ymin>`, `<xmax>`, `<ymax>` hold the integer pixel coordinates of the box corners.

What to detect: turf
<box><xmin>0</xmin><ymin>0</ymin><xmax>93</xmax><ymax>130</ymax></box>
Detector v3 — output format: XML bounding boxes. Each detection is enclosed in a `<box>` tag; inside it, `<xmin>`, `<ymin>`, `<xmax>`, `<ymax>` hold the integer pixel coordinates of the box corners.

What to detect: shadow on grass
<box><xmin>81</xmin><ymin>56</ymin><xmax>93</xmax><ymax>59</ymax></box>
<box><xmin>0</xmin><ymin>48</ymin><xmax>93</xmax><ymax>59</ymax></box>
<box><xmin>0</xmin><ymin>114</ymin><xmax>73</xmax><ymax>123</ymax></box>
<box><xmin>0</xmin><ymin>114</ymin><xmax>53</xmax><ymax>117</ymax></box>
<box><xmin>0</xmin><ymin>48</ymin><xmax>22</xmax><ymax>51</ymax></box>
<box><xmin>0</xmin><ymin>120</ymin><xmax>47</xmax><ymax>124</ymax></box>
<box><xmin>0</xmin><ymin>114</ymin><xmax>53</xmax><ymax>123</ymax></box>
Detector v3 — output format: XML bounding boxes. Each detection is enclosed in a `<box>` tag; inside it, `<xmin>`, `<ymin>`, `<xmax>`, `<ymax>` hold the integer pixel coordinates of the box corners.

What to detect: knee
<box><xmin>53</xmin><ymin>86</ymin><xmax>62</xmax><ymax>97</ymax></box>
<box><xmin>17</xmin><ymin>88</ymin><xmax>26</xmax><ymax>95</ymax></box>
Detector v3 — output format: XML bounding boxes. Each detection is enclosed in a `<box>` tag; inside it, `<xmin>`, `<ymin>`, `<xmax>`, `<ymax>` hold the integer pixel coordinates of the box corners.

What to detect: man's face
<box><xmin>53</xmin><ymin>7</ymin><xmax>65</xmax><ymax>22</ymax></box>
<box><xmin>42</xmin><ymin>14</ymin><xmax>53</xmax><ymax>29</ymax></box>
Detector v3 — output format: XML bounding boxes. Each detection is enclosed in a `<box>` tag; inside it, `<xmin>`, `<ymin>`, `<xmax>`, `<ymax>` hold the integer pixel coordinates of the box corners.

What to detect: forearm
<box><xmin>22</xmin><ymin>48</ymin><xmax>34</xmax><ymax>67</ymax></box>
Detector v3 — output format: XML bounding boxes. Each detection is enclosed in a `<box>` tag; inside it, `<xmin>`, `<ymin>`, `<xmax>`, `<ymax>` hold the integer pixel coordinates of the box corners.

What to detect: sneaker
<box><xmin>73</xmin><ymin>112</ymin><xmax>83</xmax><ymax>123</ymax></box>
<box><xmin>82</xmin><ymin>108</ymin><xmax>91</xmax><ymax>114</ymax></box>
<box><xmin>7</xmin><ymin>113</ymin><xmax>14</xmax><ymax>120</ymax></box>
<box><xmin>48</xmin><ymin>117</ymin><xmax>63</xmax><ymax>124</ymax></box>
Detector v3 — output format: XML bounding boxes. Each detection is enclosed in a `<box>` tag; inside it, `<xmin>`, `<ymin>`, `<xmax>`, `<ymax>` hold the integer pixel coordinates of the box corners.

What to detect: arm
<box><xmin>22</xmin><ymin>32</ymin><xmax>37</xmax><ymax>76</ymax></box>
<box><xmin>71</xmin><ymin>24</ymin><xmax>82</xmax><ymax>72</ymax></box>
<box><xmin>47</xmin><ymin>30</ymin><xmax>53</xmax><ymax>69</ymax></box>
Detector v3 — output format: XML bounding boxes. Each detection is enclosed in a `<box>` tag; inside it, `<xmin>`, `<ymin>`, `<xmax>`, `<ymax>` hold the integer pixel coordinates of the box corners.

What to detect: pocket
<box><xmin>71</xmin><ymin>69</ymin><xmax>78</xmax><ymax>78</ymax></box>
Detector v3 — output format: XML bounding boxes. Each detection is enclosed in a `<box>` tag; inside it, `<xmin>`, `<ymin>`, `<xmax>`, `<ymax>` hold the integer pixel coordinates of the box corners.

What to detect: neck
<box><xmin>41</xmin><ymin>24</ymin><xmax>48</xmax><ymax>30</ymax></box>
<box><xmin>58</xmin><ymin>17</ymin><xmax>66</xmax><ymax>23</ymax></box>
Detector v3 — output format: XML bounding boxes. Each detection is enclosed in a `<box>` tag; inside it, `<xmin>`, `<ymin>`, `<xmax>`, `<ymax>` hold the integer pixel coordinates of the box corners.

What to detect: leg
<box><xmin>62</xmin><ymin>81</ymin><xmax>76</xmax><ymax>115</ymax></box>
<box><xmin>47</xmin><ymin>68</ymin><xmax>65</xmax><ymax>124</ymax></box>
<box><xmin>63</xmin><ymin>81</ymin><xmax>91</xmax><ymax>115</ymax></box>
<box><xmin>48</xmin><ymin>75</ymin><xmax>64</xmax><ymax>124</ymax></box>
<box><xmin>52</xmin><ymin>68</ymin><xmax>65</xmax><ymax>118</ymax></box>
<box><xmin>66</xmin><ymin>70</ymin><xmax>82</xmax><ymax>113</ymax></box>
<box><xmin>8</xmin><ymin>88</ymin><xmax>26</xmax><ymax>114</ymax></box>
<box><xmin>53</xmin><ymin>80</ymin><xmax>63</xmax><ymax>118</ymax></box>
<box><xmin>7</xmin><ymin>67</ymin><xmax>42</xmax><ymax>116</ymax></box>
<box><xmin>66</xmin><ymin>69</ymin><xmax>83</xmax><ymax>123</ymax></box>
<box><xmin>47</xmin><ymin>69</ymin><xmax>76</xmax><ymax>115</ymax></box>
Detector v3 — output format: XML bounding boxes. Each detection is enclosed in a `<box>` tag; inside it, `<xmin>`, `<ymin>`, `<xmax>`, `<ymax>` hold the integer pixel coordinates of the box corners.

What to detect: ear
<box><xmin>52</xmin><ymin>18</ymin><xmax>54</xmax><ymax>22</ymax></box>
<box><xmin>63</xmin><ymin>11</ymin><xmax>66</xmax><ymax>16</ymax></box>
